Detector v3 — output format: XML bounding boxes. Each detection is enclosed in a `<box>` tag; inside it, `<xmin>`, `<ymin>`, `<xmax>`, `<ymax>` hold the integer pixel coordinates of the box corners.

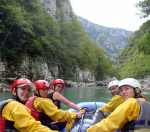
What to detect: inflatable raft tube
<box><xmin>68</xmin><ymin>101</ymin><xmax>106</xmax><ymax>112</ymax></box>
<box><xmin>61</xmin><ymin>102</ymin><xmax>120</xmax><ymax>132</ymax></box>
<box><xmin>61</xmin><ymin>102</ymin><xmax>105</xmax><ymax>132</ymax></box>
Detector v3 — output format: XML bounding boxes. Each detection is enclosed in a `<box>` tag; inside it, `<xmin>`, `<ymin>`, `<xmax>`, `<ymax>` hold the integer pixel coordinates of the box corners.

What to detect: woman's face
<box><xmin>120</xmin><ymin>85</ymin><xmax>135</xmax><ymax>100</ymax></box>
<box><xmin>37</xmin><ymin>88</ymin><xmax>49</xmax><ymax>98</ymax></box>
<box><xmin>13</xmin><ymin>85</ymin><xmax>31</xmax><ymax>103</ymax></box>
<box><xmin>54</xmin><ymin>84</ymin><xmax>64</xmax><ymax>93</ymax></box>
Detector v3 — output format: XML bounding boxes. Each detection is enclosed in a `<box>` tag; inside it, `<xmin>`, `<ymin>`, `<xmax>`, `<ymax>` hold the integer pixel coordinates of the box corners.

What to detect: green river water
<box><xmin>0</xmin><ymin>86</ymin><xmax>150</xmax><ymax>110</ymax></box>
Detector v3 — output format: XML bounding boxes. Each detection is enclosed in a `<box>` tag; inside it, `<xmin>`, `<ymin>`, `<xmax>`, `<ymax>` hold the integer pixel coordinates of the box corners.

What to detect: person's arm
<box><xmin>34</xmin><ymin>98</ymin><xmax>82</xmax><ymax>122</ymax></box>
<box><xmin>53</xmin><ymin>92</ymin><xmax>80</xmax><ymax>111</ymax></box>
<box><xmin>88</xmin><ymin>98</ymin><xmax>140</xmax><ymax>132</ymax></box>
<box><xmin>2</xmin><ymin>101</ymin><xmax>57</xmax><ymax>132</ymax></box>
<box><xmin>98</xmin><ymin>95</ymin><xmax>124</xmax><ymax>112</ymax></box>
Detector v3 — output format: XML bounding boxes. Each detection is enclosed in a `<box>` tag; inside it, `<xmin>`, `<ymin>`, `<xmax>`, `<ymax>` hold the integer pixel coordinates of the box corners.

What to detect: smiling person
<box><xmin>98</xmin><ymin>80</ymin><xmax>124</xmax><ymax>115</ymax></box>
<box><xmin>47</xmin><ymin>79</ymin><xmax>80</xmax><ymax>110</ymax></box>
<box><xmin>87</xmin><ymin>78</ymin><xmax>150</xmax><ymax>132</ymax></box>
<box><xmin>25</xmin><ymin>79</ymin><xmax>82</xmax><ymax>131</ymax></box>
<box><xmin>46</xmin><ymin>79</ymin><xmax>81</xmax><ymax>130</ymax></box>
<box><xmin>34</xmin><ymin>80</ymin><xmax>50</xmax><ymax>98</ymax></box>
<box><xmin>0</xmin><ymin>78</ymin><xmax>57</xmax><ymax>132</ymax></box>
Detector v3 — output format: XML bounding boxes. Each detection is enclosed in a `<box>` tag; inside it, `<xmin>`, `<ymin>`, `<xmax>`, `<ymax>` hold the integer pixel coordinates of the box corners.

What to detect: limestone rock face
<box><xmin>40</xmin><ymin>0</ymin><xmax>57</xmax><ymax>19</ymax></box>
<box><xmin>75</xmin><ymin>67</ymin><xmax>95</xmax><ymax>82</ymax></box>
<box><xmin>0</xmin><ymin>0</ymin><xmax>96</xmax><ymax>88</ymax></box>
<box><xmin>40</xmin><ymin>0</ymin><xmax>73</xmax><ymax>21</ymax></box>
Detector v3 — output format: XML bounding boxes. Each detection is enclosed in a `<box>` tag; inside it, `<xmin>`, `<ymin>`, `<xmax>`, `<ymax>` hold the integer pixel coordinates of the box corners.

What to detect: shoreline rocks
<box><xmin>139</xmin><ymin>76</ymin><xmax>150</xmax><ymax>90</ymax></box>
<box><xmin>65</xmin><ymin>76</ymin><xmax>150</xmax><ymax>90</ymax></box>
<box><xmin>0</xmin><ymin>76</ymin><xmax>150</xmax><ymax>92</ymax></box>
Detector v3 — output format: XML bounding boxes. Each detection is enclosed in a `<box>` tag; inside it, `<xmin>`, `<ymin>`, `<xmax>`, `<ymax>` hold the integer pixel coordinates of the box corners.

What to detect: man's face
<box><xmin>109</xmin><ymin>85</ymin><xmax>120</xmax><ymax>96</ymax></box>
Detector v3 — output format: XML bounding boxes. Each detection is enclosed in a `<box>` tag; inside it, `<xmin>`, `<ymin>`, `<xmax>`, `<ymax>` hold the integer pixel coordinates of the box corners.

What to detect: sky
<box><xmin>70</xmin><ymin>0</ymin><xmax>149</xmax><ymax>31</ymax></box>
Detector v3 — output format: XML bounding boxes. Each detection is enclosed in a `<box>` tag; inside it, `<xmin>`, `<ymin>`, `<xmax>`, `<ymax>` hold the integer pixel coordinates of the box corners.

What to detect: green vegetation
<box><xmin>136</xmin><ymin>0</ymin><xmax>150</xmax><ymax>55</ymax></box>
<box><xmin>1</xmin><ymin>0</ymin><xmax>149</xmax><ymax>81</ymax></box>
<box><xmin>117</xmin><ymin>0</ymin><xmax>150</xmax><ymax>79</ymax></box>
<box><xmin>0</xmin><ymin>0</ymin><xmax>115</xmax><ymax>80</ymax></box>
<box><xmin>136</xmin><ymin>0</ymin><xmax>150</xmax><ymax>18</ymax></box>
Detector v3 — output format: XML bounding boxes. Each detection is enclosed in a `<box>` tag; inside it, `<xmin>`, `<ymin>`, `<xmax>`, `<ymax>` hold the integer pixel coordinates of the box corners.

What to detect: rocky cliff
<box><xmin>40</xmin><ymin>0</ymin><xmax>73</xmax><ymax>21</ymax></box>
<box><xmin>0</xmin><ymin>0</ymin><xmax>96</xmax><ymax>89</ymax></box>
<box><xmin>77</xmin><ymin>16</ymin><xmax>133</xmax><ymax>60</ymax></box>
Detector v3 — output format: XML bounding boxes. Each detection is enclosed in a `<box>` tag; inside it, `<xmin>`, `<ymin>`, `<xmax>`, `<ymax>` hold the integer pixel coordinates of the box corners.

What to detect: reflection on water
<box><xmin>62</xmin><ymin>87</ymin><xmax>150</xmax><ymax>110</ymax></box>
<box><xmin>0</xmin><ymin>92</ymin><xmax>11</xmax><ymax>101</ymax></box>
<box><xmin>142</xmin><ymin>91</ymin><xmax>149</xmax><ymax>94</ymax></box>
<box><xmin>142</xmin><ymin>90</ymin><xmax>150</xmax><ymax>101</ymax></box>
<box><xmin>61</xmin><ymin>87</ymin><xmax>112</xmax><ymax>110</ymax></box>
<box><xmin>0</xmin><ymin>87</ymin><xmax>150</xmax><ymax>110</ymax></box>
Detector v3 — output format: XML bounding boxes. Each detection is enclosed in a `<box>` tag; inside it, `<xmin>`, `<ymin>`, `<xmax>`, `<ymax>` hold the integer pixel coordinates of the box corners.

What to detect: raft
<box><xmin>61</xmin><ymin>102</ymin><xmax>106</xmax><ymax>132</ymax></box>
<box><xmin>69</xmin><ymin>101</ymin><xmax>106</xmax><ymax>112</ymax></box>
<box><xmin>61</xmin><ymin>101</ymin><xmax>120</xmax><ymax>132</ymax></box>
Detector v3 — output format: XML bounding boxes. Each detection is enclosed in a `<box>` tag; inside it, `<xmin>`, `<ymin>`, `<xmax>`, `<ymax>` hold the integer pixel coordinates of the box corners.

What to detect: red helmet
<box><xmin>34</xmin><ymin>80</ymin><xmax>50</xmax><ymax>90</ymax></box>
<box><xmin>11</xmin><ymin>78</ymin><xmax>36</xmax><ymax>92</ymax></box>
<box><xmin>52</xmin><ymin>79</ymin><xmax>65</xmax><ymax>87</ymax></box>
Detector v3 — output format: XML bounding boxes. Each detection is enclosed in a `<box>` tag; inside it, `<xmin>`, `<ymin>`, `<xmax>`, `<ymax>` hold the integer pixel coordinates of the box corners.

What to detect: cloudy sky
<box><xmin>70</xmin><ymin>0</ymin><xmax>149</xmax><ymax>31</ymax></box>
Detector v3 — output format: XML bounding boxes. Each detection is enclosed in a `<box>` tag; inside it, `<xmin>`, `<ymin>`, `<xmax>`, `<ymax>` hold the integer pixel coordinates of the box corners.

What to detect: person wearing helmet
<box><xmin>47</xmin><ymin>79</ymin><xmax>80</xmax><ymax>110</ymax></box>
<box><xmin>34</xmin><ymin>80</ymin><xmax>50</xmax><ymax>98</ymax></box>
<box><xmin>47</xmin><ymin>79</ymin><xmax>81</xmax><ymax>130</ymax></box>
<box><xmin>0</xmin><ymin>78</ymin><xmax>57</xmax><ymax>132</ymax></box>
<box><xmin>108</xmin><ymin>80</ymin><xmax>120</xmax><ymax>96</ymax></box>
<box><xmin>11</xmin><ymin>78</ymin><xmax>36</xmax><ymax>104</ymax></box>
<box><xmin>25</xmin><ymin>79</ymin><xmax>82</xmax><ymax>131</ymax></box>
<box><xmin>98</xmin><ymin>80</ymin><xmax>124</xmax><ymax>115</ymax></box>
<box><xmin>87</xmin><ymin>78</ymin><xmax>150</xmax><ymax>132</ymax></box>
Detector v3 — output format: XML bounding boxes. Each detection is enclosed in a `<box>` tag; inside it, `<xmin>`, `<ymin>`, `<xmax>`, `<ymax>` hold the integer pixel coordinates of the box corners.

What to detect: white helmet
<box><xmin>119</xmin><ymin>78</ymin><xmax>141</xmax><ymax>90</ymax></box>
<box><xmin>108</xmin><ymin>80</ymin><xmax>119</xmax><ymax>89</ymax></box>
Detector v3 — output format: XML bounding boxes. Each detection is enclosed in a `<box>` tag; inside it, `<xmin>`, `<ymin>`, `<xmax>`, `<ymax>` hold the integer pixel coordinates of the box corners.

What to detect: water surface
<box><xmin>1</xmin><ymin>86</ymin><xmax>150</xmax><ymax>110</ymax></box>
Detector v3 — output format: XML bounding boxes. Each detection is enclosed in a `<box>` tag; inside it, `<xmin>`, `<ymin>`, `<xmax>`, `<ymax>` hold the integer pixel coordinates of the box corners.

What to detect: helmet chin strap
<box><xmin>54</xmin><ymin>85</ymin><xmax>56</xmax><ymax>92</ymax></box>
<box><xmin>34</xmin><ymin>89</ymin><xmax>41</xmax><ymax>97</ymax></box>
<box><xmin>11</xmin><ymin>88</ymin><xmax>26</xmax><ymax>104</ymax></box>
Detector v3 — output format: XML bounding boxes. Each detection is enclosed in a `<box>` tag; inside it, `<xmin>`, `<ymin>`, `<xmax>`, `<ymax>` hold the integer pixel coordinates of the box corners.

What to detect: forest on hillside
<box><xmin>0</xmin><ymin>0</ymin><xmax>149</xmax><ymax>81</ymax></box>
<box><xmin>0</xmin><ymin>0</ymin><xmax>115</xmax><ymax>81</ymax></box>
<box><xmin>117</xmin><ymin>0</ymin><xmax>150</xmax><ymax>79</ymax></box>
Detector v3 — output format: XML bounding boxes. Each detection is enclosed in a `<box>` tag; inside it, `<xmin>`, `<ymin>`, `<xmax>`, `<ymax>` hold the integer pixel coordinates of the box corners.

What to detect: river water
<box><xmin>0</xmin><ymin>86</ymin><xmax>150</xmax><ymax>110</ymax></box>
